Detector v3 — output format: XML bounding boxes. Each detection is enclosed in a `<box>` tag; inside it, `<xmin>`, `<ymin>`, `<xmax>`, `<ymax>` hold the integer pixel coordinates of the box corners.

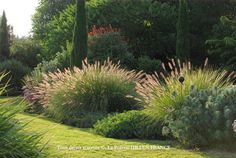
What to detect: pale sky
<box><xmin>0</xmin><ymin>0</ymin><xmax>39</xmax><ymax>37</ymax></box>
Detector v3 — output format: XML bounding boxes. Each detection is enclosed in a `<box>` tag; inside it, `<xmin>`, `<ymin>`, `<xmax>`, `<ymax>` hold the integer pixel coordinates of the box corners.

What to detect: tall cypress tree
<box><xmin>71</xmin><ymin>0</ymin><xmax>88</xmax><ymax>68</ymax></box>
<box><xmin>176</xmin><ymin>0</ymin><xmax>190</xmax><ymax>59</ymax></box>
<box><xmin>0</xmin><ymin>11</ymin><xmax>10</xmax><ymax>60</ymax></box>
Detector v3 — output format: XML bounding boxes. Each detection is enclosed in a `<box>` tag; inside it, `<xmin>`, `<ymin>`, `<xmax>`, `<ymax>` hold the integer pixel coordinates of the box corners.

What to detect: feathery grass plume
<box><xmin>136</xmin><ymin>58</ymin><xmax>236</xmax><ymax>120</ymax></box>
<box><xmin>32</xmin><ymin>58</ymin><xmax>144</xmax><ymax>126</ymax></box>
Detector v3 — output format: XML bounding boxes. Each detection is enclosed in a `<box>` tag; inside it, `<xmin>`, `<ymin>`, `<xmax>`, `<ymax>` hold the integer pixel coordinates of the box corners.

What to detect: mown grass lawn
<box><xmin>15</xmin><ymin>113</ymin><xmax>236</xmax><ymax>158</ymax></box>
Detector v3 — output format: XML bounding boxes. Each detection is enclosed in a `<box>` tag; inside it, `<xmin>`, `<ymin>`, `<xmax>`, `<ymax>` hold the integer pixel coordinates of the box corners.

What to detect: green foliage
<box><xmin>32</xmin><ymin>0</ymin><xmax>236</xmax><ymax>64</ymax></box>
<box><xmin>210</xmin><ymin>87</ymin><xmax>236</xmax><ymax>143</ymax></box>
<box><xmin>10</xmin><ymin>37</ymin><xmax>42</xmax><ymax>68</ymax></box>
<box><xmin>29</xmin><ymin>59</ymin><xmax>143</xmax><ymax>127</ymax></box>
<box><xmin>0</xmin><ymin>11</ymin><xmax>10</xmax><ymax>60</ymax></box>
<box><xmin>60</xmin><ymin>112</ymin><xmax>105</xmax><ymax>128</ymax></box>
<box><xmin>206</xmin><ymin>16</ymin><xmax>236</xmax><ymax>70</ymax></box>
<box><xmin>38</xmin><ymin>5</ymin><xmax>75</xmax><ymax>59</ymax></box>
<box><xmin>37</xmin><ymin>0</ymin><xmax>177</xmax><ymax>60</ymax></box>
<box><xmin>164</xmin><ymin>86</ymin><xmax>213</xmax><ymax>148</ymax></box>
<box><xmin>176</xmin><ymin>0</ymin><xmax>190</xmax><ymax>59</ymax></box>
<box><xmin>0</xmin><ymin>59</ymin><xmax>31</xmax><ymax>95</ymax></box>
<box><xmin>0</xmin><ymin>106</ymin><xmax>44</xmax><ymax>158</ymax></box>
<box><xmin>164</xmin><ymin>86</ymin><xmax>236</xmax><ymax>148</ymax></box>
<box><xmin>136</xmin><ymin>59</ymin><xmax>235</xmax><ymax>120</ymax></box>
<box><xmin>0</xmin><ymin>74</ymin><xmax>44</xmax><ymax>158</ymax></box>
<box><xmin>31</xmin><ymin>42</ymin><xmax>71</xmax><ymax>78</ymax></box>
<box><xmin>188</xmin><ymin>0</ymin><xmax>236</xmax><ymax>62</ymax></box>
<box><xmin>71</xmin><ymin>0</ymin><xmax>88</xmax><ymax>67</ymax></box>
<box><xmin>88</xmin><ymin>29</ymin><xmax>132</xmax><ymax>65</ymax></box>
<box><xmin>136</xmin><ymin>56</ymin><xmax>162</xmax><ymax>73</ymax></box>
<box><xmin>94</xmin><ymin>110</ymin><xmax>164</xmax><ymax>139</ymax></box>
<box><xmin>36</xmin><ymin>51</ymin><xmax>70</xmax><ymax>73</ymax></box>
<box><xmin>32</xmin><ymin>0</ymin><xmax>74</xmax><ymax>59</ymax></box>
<box><xmin>88</xmin><ymin>0</ymin><xmax>177</xmax><ymax>59</ymax></box>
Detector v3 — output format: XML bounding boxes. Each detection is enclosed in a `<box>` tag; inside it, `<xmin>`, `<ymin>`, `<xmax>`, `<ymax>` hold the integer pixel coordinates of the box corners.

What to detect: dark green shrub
<box><xmin>136</xmin><ymin>56</ymin><xmax>162</xmax><ymax>73</ymax></box>
<box><xmin>10</xmin><ymin>37</ymin><xmax>42</xmax><ymax>68</ymax></box>
<box><xmin>88</xmin><ymin>25</ymin><xmax>133</xmax><ymax>67</ymax></box>
<box><xmin>36</xmin><ymin>49</ymin><xmax>71</xmax><ymax>73</ymax></box>
<box><xmin>94</xmin><ymin>110</ymin><xmax>164</xmax><ymax>139</ymax></box>
<box><xmin>176</xmin><ymin>0</ymin><xmax>190</xmax><ymax>59</ymax></box>
<box><xmin>87</xmin><ymin>0</ymin><xmax>177</xmax><ymax>59</ymax></box>
<box><xmin>164</xmin><ymin>86</ymin><xmax>236</xmax><ymax>148</ymax></box>
<box><xmin>0</xmin><ymin>59</ymin><xmax>31</xmax><ymax>95</ymax></box>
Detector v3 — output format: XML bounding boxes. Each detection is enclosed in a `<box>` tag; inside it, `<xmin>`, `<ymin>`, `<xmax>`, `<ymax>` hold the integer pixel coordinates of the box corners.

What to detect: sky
<box><xmin>0</xmin><ymin>0</ymin><xmax>39</xmax><ymax>37</ymax></box>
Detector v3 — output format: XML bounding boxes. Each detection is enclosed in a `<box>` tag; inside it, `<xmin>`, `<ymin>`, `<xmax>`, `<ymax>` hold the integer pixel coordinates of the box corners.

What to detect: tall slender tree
<box><xmin>176</xmin><ymin>0</ymin><xmax>190</xmax><ymax>59</ymax></box>
<box><xmin>71</xmin><ymin>0</ymin><xmax>88</xmax><ymax>67</ymax></box>
<box><xmin>0</xmin><ymin>11</ymin><xmax>10</xmax><ymax>60</ymax></box>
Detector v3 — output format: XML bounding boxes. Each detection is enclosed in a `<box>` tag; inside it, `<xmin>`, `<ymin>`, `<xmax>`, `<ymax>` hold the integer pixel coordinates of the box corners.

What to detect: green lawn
<box><xmin>15</xmin><ymin>113</ymin><xmax>236</xmax><ymax>158</ymax></box>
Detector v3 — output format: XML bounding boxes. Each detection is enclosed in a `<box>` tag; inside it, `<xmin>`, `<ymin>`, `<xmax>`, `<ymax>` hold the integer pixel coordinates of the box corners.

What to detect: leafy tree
<box><xmin>71</xmin><ymin>0</ymin><xmax>87</xmax><ymax>67</ymax></box>
<box><xmin>188</xmin><ymin>0</ymin><xmax>236</xmax><ymax>64</ymax></box>
<box><xmin>31</xmin><ymin>0</ymin><xmax>236</xmax><ymax>64</ymax></box>
<box><xmin>0</xmin><ymin>11</ymin><xmax>10</xmax><ymax>60</ymax></box>
<box><xmin>206</xmin><ymin>16</ymin><xmax>236</xmax><ymax>70</ymax></box>
<box><xmin>87</xmin><ymin>0</ymin><xmax>177</xmax><ymax>59</ymax></box>
<box><xmin>39</xmin><ymin>4</ymin><xmax>75</xmax><ymax>59</ymax></box>
<box><xmin>36</xmin><ymin>0</ymin><xmax>177</xmax><ymax>60</ymax></box>
<box><xmin>176</xmin><ymin>0</ymin><xmax>190</xmax><ymax>59</ymax></box>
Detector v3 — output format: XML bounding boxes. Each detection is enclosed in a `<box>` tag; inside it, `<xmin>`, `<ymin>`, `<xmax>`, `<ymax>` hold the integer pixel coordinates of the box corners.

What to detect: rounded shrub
<box><xmin>136</xmin><ymin>56</ymin><xmax>162</xmax><ymax>73</ymax></box>
<box><xmin>10</xmin><ymin>37</ymin><xmax>42</xmax><ymax>68</ymax></box>
<box><xmin>35</xmin><ymin>49</ymin><xmax>71</xmax><ymax>74</ymax></box>
<box><xmin>136</xmin><ymin>59</ymin><xmax>235</xmax><ymax>120</ymax></box>
<box><xmin>32</xmin><ymin>59</ymin><xmax>144</xmax><ymax>127</ymax></box>
<box><xmin>94</xmin><ymin>110</ymin><xmax>164</xmax><ymax>139</ymax></box>
<box><xmin>164</xmin><ymin>86</ymin><xmax>236</xmax><ymax>148</ymax></box>
<box><xmin>88</xmin><ymin>25</ymin><xmax>133</xmax><ymax>67</ymax></box>
<box><xmin>0</xmin><ymin>59</ymin><xmax>31</xmax><ymax>95</ymax></box>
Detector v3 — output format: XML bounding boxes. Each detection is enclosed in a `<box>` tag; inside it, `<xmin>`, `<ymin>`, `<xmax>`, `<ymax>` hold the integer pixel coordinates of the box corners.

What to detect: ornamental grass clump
<box><xmin>136</xmin><ymin>59</ymin><xmax>236</xmax><ymax>120</ymax></box>
<box><xmin>32</xmin><ymin>59</ymin><xmax>144</xmax><ymax>127</ymax></box>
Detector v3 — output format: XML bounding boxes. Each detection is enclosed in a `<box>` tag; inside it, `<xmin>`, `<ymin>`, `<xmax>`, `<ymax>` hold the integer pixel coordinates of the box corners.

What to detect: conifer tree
<box><xmin>0</xmin><ymin>11</ymin><xmax>10</xmax><ymax>60</ymax></box>
<box><xmin>71</xmin><ymin>0</ymin><xmax>87</xmax><ymax>68</ymax></box>
<box><xmin>176</xmin><ymin>0</ymin><xmax>190</xmax><ymax>59</ymax></box>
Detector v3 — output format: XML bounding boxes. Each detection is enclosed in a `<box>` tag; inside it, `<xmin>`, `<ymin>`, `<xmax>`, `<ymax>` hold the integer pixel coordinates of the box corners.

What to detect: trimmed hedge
<box><xmin>94</xmin><ymin>110</ymin><xmax>164</xmax><ymax>139</ymax></box>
